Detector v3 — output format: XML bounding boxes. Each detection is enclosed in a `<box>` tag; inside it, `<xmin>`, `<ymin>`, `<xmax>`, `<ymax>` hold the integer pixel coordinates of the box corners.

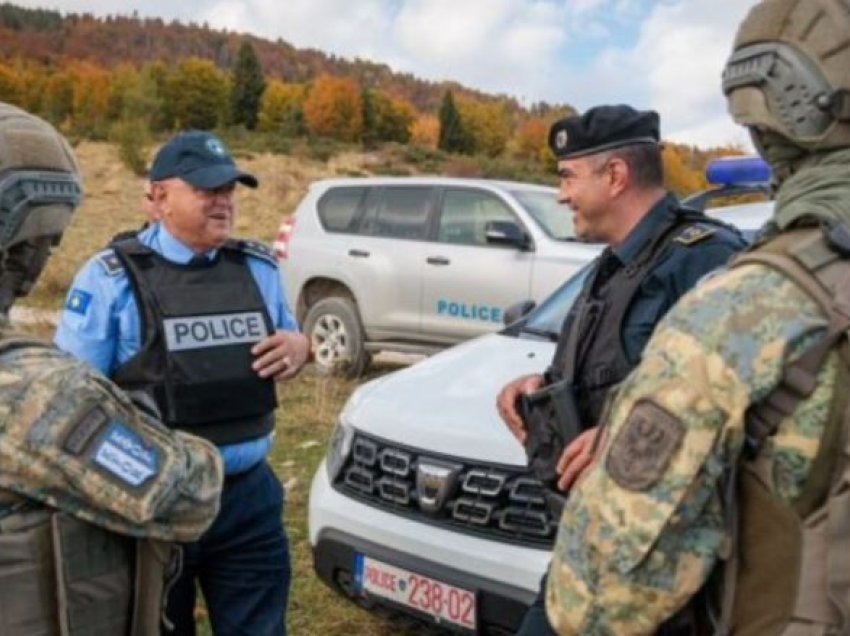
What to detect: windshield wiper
<box><xmin>520</xmin><ymin>326</ymin><xmax>560</xmax><ymax>342</ymax></box>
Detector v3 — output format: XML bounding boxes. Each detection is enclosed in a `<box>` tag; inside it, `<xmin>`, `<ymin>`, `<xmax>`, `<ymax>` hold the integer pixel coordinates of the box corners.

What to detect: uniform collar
<box><xmin>139</xmin><ymin>223</ymin><xmax>219</xmax><ymax>264</ymax></box>
<box><xmin>612</xmin><ymin>192</ymin><xmax>678</xmax><ymax>266</ymax></box>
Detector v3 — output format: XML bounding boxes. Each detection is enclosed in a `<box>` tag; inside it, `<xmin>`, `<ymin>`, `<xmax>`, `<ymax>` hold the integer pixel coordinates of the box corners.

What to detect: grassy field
<box><xmin>22</xmin><ymin>141</ymin><xmax>449</xmax><ymax>635</ymax></box>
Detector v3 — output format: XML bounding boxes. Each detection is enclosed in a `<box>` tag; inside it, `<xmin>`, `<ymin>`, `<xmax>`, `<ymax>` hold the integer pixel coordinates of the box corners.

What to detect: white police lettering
<box><xmin>436</xmin><ymin>299</ymin><xmax>502</xmax><ymax>323</ymax></box>
<box><xmin>163</xmin><ymin>311</ymin><xmax>268</xmax><ymax>352</ymax></box>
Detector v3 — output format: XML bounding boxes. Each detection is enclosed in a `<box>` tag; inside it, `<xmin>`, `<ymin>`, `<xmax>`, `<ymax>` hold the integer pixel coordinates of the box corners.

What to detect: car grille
<box><xmin>333</xmin><ymin>432</ymin><xmax>557</xmax><ymax>548</ymax></box>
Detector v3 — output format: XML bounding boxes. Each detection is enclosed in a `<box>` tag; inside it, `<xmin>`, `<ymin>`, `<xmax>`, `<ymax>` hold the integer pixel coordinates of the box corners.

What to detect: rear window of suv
<box><xmin>359</xmin><ymin>186</ymin><xmax>435</xmax><ymax>240</ymax></box>
<box><xmin>511</xmin><ymin>189</ymin><xmax>574</xmax><ymax>240</ymax></box>
<box><xmin>317</xmin><ymin>186</ymin><xmax>367</xmax><ymax>232</ymax></box>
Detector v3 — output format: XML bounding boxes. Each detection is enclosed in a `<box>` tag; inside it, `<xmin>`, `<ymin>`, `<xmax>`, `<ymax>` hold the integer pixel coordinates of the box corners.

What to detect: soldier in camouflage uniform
<box><xmin>0</xmin><ymin>103</ymin><xmax>223</xmax><ymax>634</ymax></box>
<box><xmin>545</xmin><ymin>1</ymin><xmax>850</xmax><ymax>634</ymax></box>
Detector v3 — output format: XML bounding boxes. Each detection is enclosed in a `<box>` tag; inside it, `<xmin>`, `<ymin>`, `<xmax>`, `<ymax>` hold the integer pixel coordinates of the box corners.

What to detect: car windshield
<box><xmin>705</xmin><ymin>201</ymin><xmax>773</xmax><ymax>242</ymax></box>
<box><xmin>516</xmin><ymin>264</ymin><xmax>593</xmax><ymax>341</ymax></box>
<box><xmin>510</xmin><ymin>189</ymin><xmax>575</xmax><ymax>240</ymax></box>
<box><xmin>510</xmin><ymin>200</ymin><xmax>773</xmax><ymax>341</ymax></box>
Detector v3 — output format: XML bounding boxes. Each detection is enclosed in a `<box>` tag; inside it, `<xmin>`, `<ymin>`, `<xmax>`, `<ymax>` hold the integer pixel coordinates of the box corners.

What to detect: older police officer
<box><xmin>497</xmin><ymin>105</ymin><xmax>747</xmax><ymax>635</ymax></box>
<box><xmin>55</xmin><ymin>131</ymin><xmax>309</xmax><ymax>636</ymax></box>
<box><xmin>0</xmin><ymin>102</ymin><xmax>223</xmax><ymax>636</ymax></box>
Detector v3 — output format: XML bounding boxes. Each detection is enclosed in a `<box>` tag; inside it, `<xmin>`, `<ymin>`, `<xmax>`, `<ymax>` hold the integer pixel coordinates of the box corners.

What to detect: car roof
<box><xmin>704</xmin><ymin>200</ymin><xmax>774</xmax><ymax>232</ymax></box>
<box><xmin>308</xmin><ymin>176</ymin><xmax>557</xmax><ymax>194</ymax></box>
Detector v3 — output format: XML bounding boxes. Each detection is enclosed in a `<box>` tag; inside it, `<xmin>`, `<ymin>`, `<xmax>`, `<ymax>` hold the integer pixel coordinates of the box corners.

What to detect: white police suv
<box><xmin>308</xmin><ymin>159</ymin><xmax>774</xmax><ymax>635</ymax></box>
<box><xmin>275</xmin><ymin>177</ymin><xmax>599</xmax><ymax>376</ymax></box>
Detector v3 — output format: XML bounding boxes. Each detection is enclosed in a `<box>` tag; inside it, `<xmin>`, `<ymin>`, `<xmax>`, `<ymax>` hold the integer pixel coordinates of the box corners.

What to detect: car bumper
<box><xmin>309</xmin><ymin>462</ymin><xmax>550</xmax><ymax>634</ymax></box>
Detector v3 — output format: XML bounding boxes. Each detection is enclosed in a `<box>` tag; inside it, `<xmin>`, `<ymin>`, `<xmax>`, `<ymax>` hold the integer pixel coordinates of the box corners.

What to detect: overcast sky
<box><xmin>21</xmin><ymin>0</ymin><xmax>759</xmax><ymax>148</ymax></box>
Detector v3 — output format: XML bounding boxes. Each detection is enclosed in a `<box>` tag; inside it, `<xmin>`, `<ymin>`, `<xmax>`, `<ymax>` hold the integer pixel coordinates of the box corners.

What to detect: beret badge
<box><xmin>554</xmin><ymin>129</ymin><xmax>569</xmax><ymax>151</ymax></box>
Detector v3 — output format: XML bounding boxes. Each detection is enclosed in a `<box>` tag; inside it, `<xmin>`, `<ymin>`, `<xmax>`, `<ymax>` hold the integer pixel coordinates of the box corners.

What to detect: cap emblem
<box><xmin>555</xmin><ymin>129</ymin><xmax>569</xmax><ymax>150</ymax></box>
<box><xmin>206</xmin><ymin>138</ymin><xmax>227</xmax><ymax>157</ymax></box>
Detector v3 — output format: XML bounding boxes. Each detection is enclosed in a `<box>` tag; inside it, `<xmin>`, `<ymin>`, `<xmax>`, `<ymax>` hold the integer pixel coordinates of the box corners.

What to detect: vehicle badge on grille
<box><xmin>416</xmin><ymin>461</ymin><xmax>461</xmax><ymax>514</ymax></box>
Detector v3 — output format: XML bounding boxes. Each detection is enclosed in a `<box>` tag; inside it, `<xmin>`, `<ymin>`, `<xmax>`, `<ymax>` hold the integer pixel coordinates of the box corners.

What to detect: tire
<box><xmin>303</xmin><ymin>296</ymin><xmax>371</xmax><ymax>377</ymax></box>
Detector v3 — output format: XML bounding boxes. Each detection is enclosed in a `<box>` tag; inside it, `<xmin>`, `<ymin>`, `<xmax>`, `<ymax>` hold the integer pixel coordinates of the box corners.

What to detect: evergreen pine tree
<box><xmin>438</xmin><ymin>90</ymin><xmax>471</xmax><ymax>154</ymax></box>
<box><xmin>231</xmin><ymin>41</ymin><xmax>266</xmax><ymax>130</ymax></box>
<box><xmin>361</xmin><ymin>88</ymin><xmax>378</xmax><ymax>147</ymax></box>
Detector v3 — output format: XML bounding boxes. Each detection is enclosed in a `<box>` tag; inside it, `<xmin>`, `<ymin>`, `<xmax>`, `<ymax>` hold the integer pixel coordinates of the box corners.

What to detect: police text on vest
<box><xmin>163</xmin><ymin>311</ymin><xmax>268</xmax><ymax>351</ymax></box>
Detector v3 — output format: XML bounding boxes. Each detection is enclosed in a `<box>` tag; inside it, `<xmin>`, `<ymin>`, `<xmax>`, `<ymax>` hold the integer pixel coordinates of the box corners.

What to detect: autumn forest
<box><xmin>0</xmin><ymin>3</ymin><xmax>739</xmax><ymax>192</ymax></box>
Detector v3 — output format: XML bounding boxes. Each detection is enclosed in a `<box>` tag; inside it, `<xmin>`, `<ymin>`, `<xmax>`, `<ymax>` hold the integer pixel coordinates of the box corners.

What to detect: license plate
<box><xmin>354</xmin><ymin>554</ymin><xmax>477</xmax><ymax>631</ymax></box>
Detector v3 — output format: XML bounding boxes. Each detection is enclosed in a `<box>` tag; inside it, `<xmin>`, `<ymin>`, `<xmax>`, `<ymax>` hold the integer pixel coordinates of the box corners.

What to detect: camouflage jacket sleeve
<box><xmin>546</xmin><ymin>263</ymin><xmax>838</xmax><ymax>635</ymax></box>
<box><xmin>0</xmin><ymin>338</ymin><xmax>223</xmax><ymax>542</ymax></box>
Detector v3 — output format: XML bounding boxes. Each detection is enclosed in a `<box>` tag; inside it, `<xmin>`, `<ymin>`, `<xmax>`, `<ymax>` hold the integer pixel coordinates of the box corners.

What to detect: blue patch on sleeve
<box><xmin>65</xmin><ymin>288</ymin><xmax>93</xmax><ymax>315</ymax></box>
<box><xmin>92</xmin><ymin>422</ymin><xmax>160</xmax><ymax>487</ymax></box>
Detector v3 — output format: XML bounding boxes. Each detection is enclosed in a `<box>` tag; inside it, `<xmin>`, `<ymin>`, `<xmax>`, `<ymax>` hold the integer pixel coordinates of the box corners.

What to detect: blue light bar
<box><xmin>706</xmin><ymin>156</ymin><xmax>772</xmax><ymax>186</ymax></box>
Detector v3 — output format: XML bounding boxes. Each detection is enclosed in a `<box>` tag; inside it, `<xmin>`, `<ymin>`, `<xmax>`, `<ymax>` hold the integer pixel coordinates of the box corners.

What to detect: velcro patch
<box><xmin>674</xmin><ymin>225</ymin><xmax>716</xmax><ymax>246</ymax></box>
<box><xmin>605</xmin><ymin>400</ymin><xmax>685</xmax><ymax>491</ymax></box>
<box><xmin>64</xmin><ymin>406</ymin><xmax>108</xmax><ymax>455</ymax></box>
<box><xmin>65</xmin><ymin>288</ymin><xmax>93</xmax><ymax>315</ymax></box>
<box><xmin>92</xmin><ymin>423</ymin><xmax>160</xmax><ymax>488</ymax></box>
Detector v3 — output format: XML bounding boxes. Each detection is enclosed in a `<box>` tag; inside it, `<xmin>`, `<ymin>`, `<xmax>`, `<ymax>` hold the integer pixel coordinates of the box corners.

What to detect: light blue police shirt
<box><xmin>55</xmin><ymin>223</ymin><xmax>299</xmax><ymax>474</ymax></box>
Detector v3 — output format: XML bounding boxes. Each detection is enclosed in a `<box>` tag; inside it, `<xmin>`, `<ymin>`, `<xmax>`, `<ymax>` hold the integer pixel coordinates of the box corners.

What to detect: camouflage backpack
<box><xmin>708</xmin><ymin>223</ymin><xmax>850</xmax><ymax>635</ymax></box>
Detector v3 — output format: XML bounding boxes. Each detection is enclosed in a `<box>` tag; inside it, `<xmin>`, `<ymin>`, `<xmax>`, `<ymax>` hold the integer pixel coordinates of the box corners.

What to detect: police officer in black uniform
<box><xmin>496</xmin><ymin>104</ymin><xmax>747</xmax><ymax>635</ymax></box>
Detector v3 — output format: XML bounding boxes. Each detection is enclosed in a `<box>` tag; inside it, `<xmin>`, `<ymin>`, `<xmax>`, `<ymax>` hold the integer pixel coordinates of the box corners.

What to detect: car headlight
<box><xmin>325</xmin><ymin>419</ymin><xmax>353</xmax><ymax>482</ymax></box>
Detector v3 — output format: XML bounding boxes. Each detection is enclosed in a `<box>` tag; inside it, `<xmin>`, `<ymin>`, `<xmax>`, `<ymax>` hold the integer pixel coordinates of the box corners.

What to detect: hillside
<box><xmin>30</xmin><ymin>140</ymin><xmax>431</xmax><ymax>309</ymax></box>
<box><xmin>0</xmin><ymin>3</ymin><xmax>739</xmax><ymax>218</ymax></box>
<box><xmin>0</xmin><ymin>2</ymin><xmax>560</xmax><ymax>116</ymax></box>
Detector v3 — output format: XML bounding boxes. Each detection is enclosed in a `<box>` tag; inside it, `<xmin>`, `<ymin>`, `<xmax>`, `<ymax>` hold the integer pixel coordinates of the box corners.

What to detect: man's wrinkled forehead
<box><xmin>556</xmin><ymin>155</ymin><xmax>596</xmax><ymax>178</ymax></box>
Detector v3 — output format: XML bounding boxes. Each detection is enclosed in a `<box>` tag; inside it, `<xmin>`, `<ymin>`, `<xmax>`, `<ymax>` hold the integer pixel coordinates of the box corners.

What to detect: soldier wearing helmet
<box><xmin>0</xmin><ymin>103</ymin><xmax>223</xmax><ymax>634</ymax></box>
<box><xmin>542</xmin><ymin>1</ymin><xmax>850</xmax><ymax>634</ymax></box>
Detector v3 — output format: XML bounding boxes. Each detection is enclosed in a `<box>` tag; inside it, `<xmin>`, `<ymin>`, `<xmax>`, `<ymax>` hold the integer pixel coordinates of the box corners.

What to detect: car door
<box><xmin>349</xmin><ymin>185</ymin><xmax>435</xmax><ymax>338</ymax></box>
<box><xmin>420</xmin><ymin>187</ymin><xmax>535</xmax><ymax>342</ymax></box>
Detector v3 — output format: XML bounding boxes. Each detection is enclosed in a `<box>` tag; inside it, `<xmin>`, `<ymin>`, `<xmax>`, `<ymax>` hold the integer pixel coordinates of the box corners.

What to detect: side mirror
<box><xmin>485</xmin><ymin>221</ymin><xmax>530</xmax><ymax>250</ymax></box>
<box><xmin>503</xmin><ymin>299</ymin><xmax>536</xmax><ymax>325</ymax></box>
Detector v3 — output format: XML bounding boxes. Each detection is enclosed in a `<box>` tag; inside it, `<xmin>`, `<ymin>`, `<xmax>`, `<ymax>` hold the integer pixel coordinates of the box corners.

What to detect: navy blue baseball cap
<box><xmin>149</xmin><ymin>131</ymin><xmax>258</xmax><ymax>189</ymax></box>
<box><xmin>548</xmin><ymin>105</ymin><xmax>660</xmax><ymax>160</ymax></box>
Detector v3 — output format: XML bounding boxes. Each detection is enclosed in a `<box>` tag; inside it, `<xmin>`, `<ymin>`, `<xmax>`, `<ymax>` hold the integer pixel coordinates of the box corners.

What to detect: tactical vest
<box><xmin>699</xmin><ymin>223</ymin><xmax>850</xmax><ymax>636</ymax></box>
<box><xmin>110</xmin><ymin>238</ymin><xmax>277</xmax><ymax>446</ymax></box>
<box><xmin>550</xmin><ymin>208</ymin><xmax>731</xmax><ymax>427</ymax></box>
<box><xmin>0</xmin><ymin>337</ymin><xmax>176</xmax><ymax>636</ymax></box>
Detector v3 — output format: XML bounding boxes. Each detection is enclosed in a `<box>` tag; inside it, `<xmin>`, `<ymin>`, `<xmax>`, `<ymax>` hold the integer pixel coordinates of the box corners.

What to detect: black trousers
<box><xmin>164</xmin><ymin>460</ymin><xmax>290</xmax><ymax>636</ymax></box>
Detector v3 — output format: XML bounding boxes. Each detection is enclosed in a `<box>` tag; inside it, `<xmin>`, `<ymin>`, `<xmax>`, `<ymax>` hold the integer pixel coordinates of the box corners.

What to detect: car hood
<box><xmin>343</xmin><ymin>333</ymin><xmax>555</xmax><ymax>466</ymax></box>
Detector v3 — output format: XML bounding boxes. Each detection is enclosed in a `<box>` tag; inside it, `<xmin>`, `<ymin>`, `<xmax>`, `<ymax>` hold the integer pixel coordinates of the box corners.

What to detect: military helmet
<box><xmin>723</xmin><ymin>0</ymin><xmax>850</xmax><ymax>151</ymax></box>
<box><xmin>0</xmin><ymin>102</ymin><xmax>82</xmax><ymax>317</ymax></box>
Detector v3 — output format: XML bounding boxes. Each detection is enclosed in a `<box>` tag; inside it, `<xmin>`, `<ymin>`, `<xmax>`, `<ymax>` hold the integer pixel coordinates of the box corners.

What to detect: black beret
<box><xmin>548</xmin><ymin>105</ymin><xmax>660</xmax><ymax>160</ymax></box>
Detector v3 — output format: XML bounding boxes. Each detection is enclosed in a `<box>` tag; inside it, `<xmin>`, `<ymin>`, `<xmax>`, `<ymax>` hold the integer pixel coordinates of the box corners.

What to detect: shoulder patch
<box><xmin>605</xmin><ymin>400</ymin><xmax>685</xmax><ymax>491</ymax></box>
<box><xmin>674</xmin><ymin>224</ymin><xmax>716</xmax><ymax>246</ymax></box>
<box><xmin>96</xmin><ymin>250</ymin><xmax>124</xmax><ymax>276</ymax></box>
<box><xmin>65</xmin><ymin>288</ymin><xmax>93</xmax><ymax>315</ymax></box>
<box><xmin>64</xmin><ymin>406</ymin><xmax>109</xmax><ymax>455</ymax></box>
<box><xmin>229</xmin><ymin>239</ymin><xmax>278</xmax><ymax>266</ymax></box>
<box><xmin>91</xmin><ymin>422</ymin><xmax>160</xmax><ymax>488</ymax></box>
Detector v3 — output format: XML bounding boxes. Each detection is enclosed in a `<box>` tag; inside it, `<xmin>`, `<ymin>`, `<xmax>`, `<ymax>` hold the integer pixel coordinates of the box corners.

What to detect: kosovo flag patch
<box><xmin>66</xmin><ymin>288</ymin><xmax>93</xmax><ymax>315</ymax></box>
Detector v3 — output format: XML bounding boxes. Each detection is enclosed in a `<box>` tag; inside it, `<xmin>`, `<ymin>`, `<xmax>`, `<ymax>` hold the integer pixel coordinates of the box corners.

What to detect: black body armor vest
<box><xmin>110</xmin><ymin>239</ymin><xmax>277</xmax><ymax>445</ymax></box>
<box><xmin>549</xmin><ymin>208</ymin><xmax>726</xmax><ymax>427</ymax></box>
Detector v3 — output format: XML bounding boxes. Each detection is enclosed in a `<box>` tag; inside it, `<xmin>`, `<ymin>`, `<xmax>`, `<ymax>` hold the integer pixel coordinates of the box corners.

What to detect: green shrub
<box><xmin>109</xmin><ymin>117</ymin><xmax>150</xmax><ymax>176</ymax></box>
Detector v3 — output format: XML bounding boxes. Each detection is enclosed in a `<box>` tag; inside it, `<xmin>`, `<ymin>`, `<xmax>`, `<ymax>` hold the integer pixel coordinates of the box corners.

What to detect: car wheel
<box><xmin>303</xmin><ymin>296</ymin><xmax>370</xmax><ymax>377</ymax></box>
